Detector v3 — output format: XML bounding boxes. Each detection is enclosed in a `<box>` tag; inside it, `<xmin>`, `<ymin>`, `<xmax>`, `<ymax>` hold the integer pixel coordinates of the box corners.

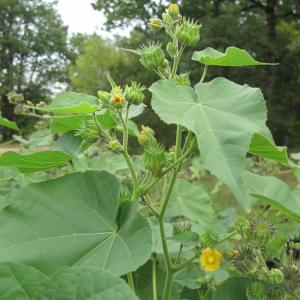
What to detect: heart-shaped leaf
<box><xmin>150</xmin><ymin>78</ymin><xmax>267</xmax><ymax>209</ymax></box>
<box><xmin>244</xmin><ymin>171</ymin><xmax>300</xmax><ymax>222</ymax></box>
<box><xmin>0</xmin><ymin>262</ymin><xmax>139</xmax><ymax>300</ymax></box>
<box><xmin>0</xmin><ymin>116</ymin><xmax>20</xmax><ymax>132</ymax></box>
<box><xmin>192</xmin><ymin>46</ymin><xmax>276</xmax><ymax>66</ymax></box>
<box><xmin>0</xmin><ymin>151</ymin><xmax>72</xmax><ymax>173</ymax></box>
<box><xmin>0</xmin><ymin>171</ymin><xmax>152</xmax><ymax>276</ymax></box>
<box><xmin>249</xmin><ymin>133</ymin><xmax>288</xmax><ymax>164</ymax></box>
<box><xmin>38</xmin><ymin>92</ymin><xmax>99</xmax><ymax>114</ymax></box>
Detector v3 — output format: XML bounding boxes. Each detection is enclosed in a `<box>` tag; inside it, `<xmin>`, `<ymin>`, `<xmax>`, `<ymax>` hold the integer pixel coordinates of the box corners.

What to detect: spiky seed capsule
<box><xmin>175</xmin><ymin>72</ymin><xmax>190</xmax><ymax>86</ymax></box>
<box><xmin>138</xmin><ymin>125</ymin><xmax>157</xmax><ymax>146</ymax></box>
<box><xmin>246</xmin><ymin>283</ymin><xmax>268</xmax><ymax>300</ymax></box>
<box><xmin>172</xmin><ymin>222</ymin><xmax>192</xmax><ymax>236</ymax></box>
<box><xmin>139</xmin><ymin>43</ymin><xmax>165</xmax><ymax>70</ymax></box>
<box><xmin>143</xmin><ymin>144</ymin><xmax>167</xmax><ymax>174</ymax></box>
<box><xmin>77</xmin><ymin>120</ymin><xmax>99</xmax><ymax>143</ymax></box>
<box><xmin>281</xmin><ymin>264</ymin><xmax>300</xmax><ymax>294</ymax></box>
<box><xmin>111</xmin><ymin>94</ymin><xmax>126</xmax><ymax>109</ymax></box>
<box><xmin>268</xmin><ymin>268</ymin><xmax>284</xmax><ymax>284</ymax></box>
<box><xmin>176</xmin><ymin>17</ymin><xmax>202</xmax><ymax>46</ymax></box>
<box><xmin>124</xmin><ymin>82</ymin><xmax>146</xmax><ymax>105</ymax></box>
<box><xmin>232</xmin><ymin>247</ymin><xmax>257</xmax><ymax>273</ymax></box>
<box><xmin>249</xmin><ymin>217</ymin><xmax>275</xmax><ymax>246</ymax></box>
<box><xmin>108</xmin><ymin>140</ymin><xmax>123</xmax><ymax>152</ymax></box>
<box><xmin>148</xmin><ymin>18</ymin><xmax>163</xmax><ymax>30</ymax></box>
<box><xmin>168</xmin><ymin>3</ymin><xmax>179</xmax><ymax>18</ymax></box>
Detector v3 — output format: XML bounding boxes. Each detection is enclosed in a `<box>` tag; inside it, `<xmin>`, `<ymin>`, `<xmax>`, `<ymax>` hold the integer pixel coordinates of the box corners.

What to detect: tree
<box><xmin>92</xmin><ymin>0</ymin><xmax>300</xmax><ymax>147</ymax></box>
<box><xmin>0</xmin><ymin>0</ymin><xmax>69</xmax><ymax>139</ymax></box>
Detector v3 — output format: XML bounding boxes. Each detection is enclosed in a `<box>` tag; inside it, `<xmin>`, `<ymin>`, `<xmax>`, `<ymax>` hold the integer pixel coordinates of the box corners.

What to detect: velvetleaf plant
<box><xmin>0</xmin><ymin>3</ymin><xmax>299</xmax><ymax>300</ymax></box>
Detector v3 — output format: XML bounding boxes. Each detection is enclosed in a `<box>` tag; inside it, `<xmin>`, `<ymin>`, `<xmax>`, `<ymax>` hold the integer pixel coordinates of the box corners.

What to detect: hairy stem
<box><xmin>200</xmin><ymin>65</ymin><xmax>208</xmax><ymax>84</ymax></box>
<box><xmin>127</xmin><ymin>272</ymin><xmax>135</xmax><ymax>293</ymax></box>
<box><xmin>152</xmin><ymin>255</ymin><xmax>158</xmax><ymax>300</ymax></box>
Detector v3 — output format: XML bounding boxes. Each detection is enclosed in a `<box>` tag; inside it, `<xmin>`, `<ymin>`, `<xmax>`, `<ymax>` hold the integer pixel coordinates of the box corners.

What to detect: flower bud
<box><xmin>125</xmin><ymin>82</ymin><xmax>146</xmax><ymax>105</ymax></box>
<box><xmin>139</xmin><ymin>43</ymin><xmax>165</xmax><ymax>70</ymax></box>
<box><xmin>108</xmin><ymin>139</ymin><xmax>123</xmax><ymax>152</ymax></box>
<box><xmin>148</xmin><ymin>18</ymin><xmax>163</xmax><ymax>30</ymax></box>
<box><xmin>172</xmin><ymin>222</ymin><xmax>192</xmax><ymax>236</ymax></box>
<box><xmin>7</xmin><ymin>91</ymin><xmax>24</xmax><ymax>104</ymax></box>
<box><xmin>166</xmin><ymin>42</ymin><xmax>176</xmax><ymax>58</ymax></box>
<box><xmin>168</xmin><ymin>3</ymin><xmax>179</xmax><ymax>18</ymax></box>
<box><xmin>246</xmin><ymin>283</ymin><xmax>267</xmax><ymax>300</ymax></box>
<box><xmin>176</xmin><ymin>17</ymin><xmax>202</xmax><ymax>46</ymax></box>
<box><xmin>235</xmin><ymin>216</ymin><xmax>250</xmax><ymax>234</ymax></box>
<box><xmin>175</xmin><ymin>73</ymin><xmax>190</xmax><ymax>86</ymax></box>
<box><xmin>232</xmin><ymin>247</ymin><xmax>257</xmax><ymax>273</ymax></box>
<box><xmin>268</xmin><ymin>268</ymin><xmax>284</xmax><ymax>284</ymax></box>
<box><xmin>143</xmin><ymin>144</ymin><xmax>167</xmax><ymax>174</ymax></box>
<box><xmin>162</xmin><ymin>12</ymin><xmax>172</xmax><ymax>24</ymax></box>
<box><xmin>111</xmin><ymin>93</ymin><xmax>126</xmax><ymax>109</ymax></box>
<box><xmin>138</xmin><ymin>125</ymin><xmax>157</xmax><ymax>146</ymax></box>
<box><xmin>98</xmin><ymin>91</ymin><xmax>111</xmax><ymax>106</ymax></box>
<box><xmin>200</xmin><ymin>231</ymin><xmax>219</xmax><ymax>248</ymax></box>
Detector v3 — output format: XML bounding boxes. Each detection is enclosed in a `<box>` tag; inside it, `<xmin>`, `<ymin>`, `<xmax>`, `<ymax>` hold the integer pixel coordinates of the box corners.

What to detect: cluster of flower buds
<box><xmin>7</xmin><ymin>91</ymin><xmax>24</xmax><ymax>104</ymax></box>
<box><xmin>108</xmin><ymin>139</ymin><xmax>123</xmax><ymax>153</ymax></box>
<box><xmin>138</xmin><ymin>125</ymin><xmax>157</xmax><ymax>146</ymax></box>
<box><xmin>124</xmin><ymin>82</ymin><xmax>146</xmax><ymax>105</ymax></box>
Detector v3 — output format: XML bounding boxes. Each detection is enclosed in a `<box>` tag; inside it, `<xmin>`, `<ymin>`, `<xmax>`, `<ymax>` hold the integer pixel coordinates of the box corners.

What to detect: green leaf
<box><xmin>51</xmin><ymin>111</ymin><xmax>116</xmax><ymax>134</ymax></box>
<box><xmin>212</xmin><ymin>277</ymin><xmax>257</xmax><ymax>300</ymax></box>
<box><xmin>0</xmin><ymin>116</ymin><xmax>20</xmax><ymax>132</ymax></box>
<box><xmin>0</xmin><ymin>151</ymin><xmax>72</xmax><ymax>173</ymax></box>
<box><xmin>249</xmin><ymin>133</ymin><xmax>288</xmax><ymax>163</ymax></box>
<box><xmin>169</xmin><ymin>179</ymin><xmax>213</xmax><ymax>225</ymax></box>
<box><xmin>244</xmin><ymin>172</ymin><xmax>300</xmax><ymax>222</ymax></box>
<box><xmin>192</xmin><ymin>46</ymin><xmax>276</xmax><ymax>66</ymax></box>
<box><xmin>0</xmin><ymin>262</ymin><xmax>47</xmax><ymax>300</ymax></box>
<box><xmin>42</xmin><ymin>267</ymin><xmax>139</xmax><ymax>300</ymax></box>
<box><xmin>38</xmin><ymin>92</ymin><xmax>99</xmax><ymax>114</ymax></box>
<box><xmin>52</xmin><ymin>131</ymin><xmax>82</xmax><ymax>155</ymax></box>
<box><xmin>0</xmin><ymin>171</ymin><xmax>152</xmax><ymax>276</ymax></box>
<box><xmin>0</xmin><ymin>262</ymin><xmax>139</xmax><ymax>300</ymax></box>
<box><xmin>150</xmin><ymin>78</ymin><xmax>267</xmax><ymax>209</ymax></box>
<box><xmin>169</xmin><ymin>232</ymin><xmax>199</xmax><ymax>247</ymax></box>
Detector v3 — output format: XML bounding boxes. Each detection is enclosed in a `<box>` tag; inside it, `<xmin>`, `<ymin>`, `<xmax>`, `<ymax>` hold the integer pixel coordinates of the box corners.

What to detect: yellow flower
<box><xmin>168</xmin><ymin>3</ymin><xmax>179</xmax><ymax>18</ymax></box>
<box><xmin>200</xmin><ymin>247</ymin><xmax>222</xmax><ymax>272</ymax></box>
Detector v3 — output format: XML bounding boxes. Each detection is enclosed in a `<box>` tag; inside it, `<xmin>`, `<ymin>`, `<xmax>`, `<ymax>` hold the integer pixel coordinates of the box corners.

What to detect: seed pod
<box><xmin>143</xmin><ymin>144</ymin><xmax>167</xmax><ymax>174</ymax></box>
<box><xmin>268</xmin><ymin>268</ymin><xmax>284</xmax><ymax>284</ymax></box>
<box><xmin>124</xmin><ymin>82</ymin><xmax>146</xmax><ymax>105</ymax></box>
<box><xmin>172</xmin><ymin>222</ymin><xmax>192</xmax><ymax>236</ymax></box>
<box><xmin>281</xmin><ymin>264</ymin><xmax>300</xmax><ymax>294</ymax></box>
<box><xmin>148</xmin><ymin>18</ymin><xmax>163</xmax><ymax>30</ymax></box>
<box><xmin>232</xmin><ymin>247</ymin><xmax>257</xmax><ymax>273</ymax></box>
<box><xmin>246</xmin><ymin>283</ymin><xmax>267</xmax><ymax>300</ymax></box>
<box><xmin>249</xmin><ymin>217</ymin><xmax>275</xmax><ymax>246</ymax></box>
<box><xmin>175</xmin><ymin>72</ymin><xmax>190</xmax><ymax>86</ymax></box>
<box><xmin>139</xmin><ymin>43</ymin><xmax>165</xmax><ymax>70</ymax></box>
<box><xmin>77</xmin><ymin>120</ymin><xmax>99</xmax><ymax>143</ymax></box>
<box><xmin>168</xmin><ymin>3</ymin><xmax>179</xmax><ymax>18</ymax></box>
<box><xmin>176</xmin><ymin>17</ymin><xmax>202</xmax><ymax>46</ymax></box>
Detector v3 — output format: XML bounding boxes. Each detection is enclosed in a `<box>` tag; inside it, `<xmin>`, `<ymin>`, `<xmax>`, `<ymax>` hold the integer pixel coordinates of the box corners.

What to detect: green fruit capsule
<box><xmin>246</xmin><ymin>283</ymin><xmax>267</xmax><ymax>300</ymax></box>
<box><xmin>176</xmin><ymin>17</ymin><xmax>202</xmax><ymax>46</ymax></box>
<box><xmin>139</xmin><ymin>43</ymin><xmax>165</xmax><ymax>70</ymax></box>
<box><xmin>125</xmin><ymin>82</ymin><xmax>146</xmax><ymax>105</ymax></box>
<box><xmin>143</xmin><ymin>144</ymin><xmax>167</xmax><ymax>174</ymax></box>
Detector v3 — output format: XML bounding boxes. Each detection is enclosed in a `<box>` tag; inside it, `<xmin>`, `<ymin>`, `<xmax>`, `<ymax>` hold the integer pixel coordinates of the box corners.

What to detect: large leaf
<box><xmin>38</xmin><ymin>92</ymin><xmax>99</xmax><ymax>114</ymax></box>
<box><xmin>249</xmin><ymin>133</ymin><xmax>288</xmax><ymax>164</ymax></box>
<box><xmin>0</xmin><ymin>151</ymin><xmax>72</xmax><ymax>173</ymax></box>
<box><xmin>0</xmin><ymin>262</ymin><xmax>139</xmax><ymax>300</ymax></box>
<box><xmin>0</xmin><ymin>262</ymin><xmax>47</xmax><ymax>299</ymax></box>
<box><xmin>0</xmin><ymin>171</ymin><xmax>152</xmax><ymax>276</ymax></box>
<box><xmin>52</xmin><ymin>131</ymin><xmax>82</xmax><ymax>155</ymax></box>
<box><xmin>244</xmin><ymin>172</ymin><xmax>300</xmax><ymax>222</ymax></box>
<box><xmin>212</xmin><ymin>277</ymin><xmax>257</xmax><ymax>300</ymax></box>
<box><xmin>0</xmin><ymin>116</ymin><xmax>20</xmax><ymax>132</ymax></box>
<box><xmin>192</xmin><ymin>46</ymin><xmax>276</xmax><ymax>67</ymax></box>
<box><xmin>169</xmin><ymin>179</ymin><xmax>213</xmax><ymax>225</ymax></box>
<box><xmin>150</xmin><ymin>78</ymin><xmax>267</xmax><ymax>209</ymax></box>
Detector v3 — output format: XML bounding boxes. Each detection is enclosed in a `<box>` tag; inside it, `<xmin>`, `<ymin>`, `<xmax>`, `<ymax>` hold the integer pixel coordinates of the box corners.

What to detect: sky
<box><xmin>55</xmin><ymin>0</ymin><xmax>130</xmax><ymax>37</ymax></box>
